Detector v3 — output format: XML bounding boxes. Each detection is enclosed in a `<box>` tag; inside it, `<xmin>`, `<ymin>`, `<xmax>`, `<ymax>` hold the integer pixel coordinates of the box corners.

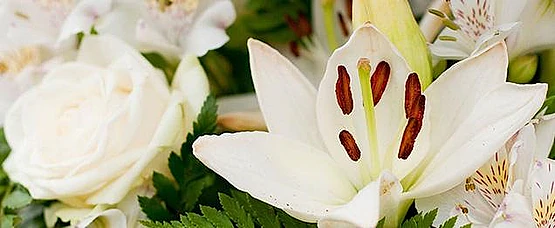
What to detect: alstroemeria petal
<box><xmin>248</xmin><ymin>39</ymin><xmax>324</xmax><ymax>150</ymax></box>
<box><xmin>318</xmin><ymin>172</ymin><xmax>402</xmax><ymax>228</ymax></box>
<box><xmin>534</xmin><ymin>114</ymin><xmax>555</xmax><ymax>160</ymax></box>
<box><xmin>180</xmin><ymin>0</ymin><xmax>236</xmax><ymax>56</ymax></box>
<box><xmin>193</xmin><ymin>132</ymin><xmax>357</xmax><ymax>222</ymax></box>
<box><xmin>450</xmin><ymin>0</ymin><xmax>495</xmax><ymax>42</ymax></box>
<box><xmin>529</xmin><ymin>158</ymin><xmax>555</xmax><ymax>227</ymax></box>
<box><xmin>316</xmin><ymin>24</ymin><xmax>413</xmax><ymax>188</ymax></box>
<box><xmin>431</xmin><ymin>27</ymin><xmax>476</xmax><ymax>58</ymax></box>
<box><xmin>508</xmin><ymin>0</ymin><xmax>555</xmax><ymax>57</ymax></box>
<box><xmin>416</xmin><ymin>180</ymin><xmax>495</xmax><ymax>227</ymax></box>
<box><xmin>510</xmin><ymin>124</ymin><xmax>537</xmax><ymax>184</ymax></box>
<box><xmin>57</xmin><ymin>0</ymin><xmax>113</xmax><ymax>43</ymax></box>
<box><xmin>489</xmin><ymin>190</ymin><xmax>535</xmax><ymax>227</ymax></box>
<box><xmin>407</xmin><ymin>43</ymin><xmax>547</xmax><ymax>198</ymax></box>
<box><xmin>472</xmin><ymin>22</ymin><xmax>521</xmax><ymax>56</ymax></box>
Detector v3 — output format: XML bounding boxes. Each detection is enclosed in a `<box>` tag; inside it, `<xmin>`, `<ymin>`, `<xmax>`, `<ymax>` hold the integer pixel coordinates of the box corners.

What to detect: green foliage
<box><xmin>401</xmin><ymin>209</ymin><xmax>466</xmax><ymax>228</ymax></box>
<box><xmin>140</xmin><ymin>95</ymin><xmax>219</xmax><ymax>221</ymax></box>
<box><xmin>141</xmin><ymin>190</ymin><xmax>315</xmax><ymax>228</ymax></box>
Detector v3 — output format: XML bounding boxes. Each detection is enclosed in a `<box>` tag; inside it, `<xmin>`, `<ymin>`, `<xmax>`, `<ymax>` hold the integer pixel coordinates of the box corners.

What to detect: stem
<box><xmin>358</xmin><ymin>60</ymin><xmax>381</xmax><ymax>179</ymax></box>
<box><xmin>322</xmin><ymin>2</ymin><xmax>338</xmax><ymax>50</ymax></box>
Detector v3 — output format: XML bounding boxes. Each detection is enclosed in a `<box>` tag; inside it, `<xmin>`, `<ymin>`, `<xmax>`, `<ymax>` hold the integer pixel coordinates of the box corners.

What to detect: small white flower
<box><xmin>60</xmin><ymin>0</ymin><xmax>236</xmax><ymax>59</ymax></box>
<box><xmin>431</xmin><ymin>0</ymin><xmax>555</xmax><ymax>60</ymax></box>
<box><xmin>416</xmin><ymin>115</ymin><xmax>555</xmax><ymax>227</ymax></box>
<box><xmin>193</xmin><ymin>24</ymin><xmax>547</xmax><ymax>227</ymax></box>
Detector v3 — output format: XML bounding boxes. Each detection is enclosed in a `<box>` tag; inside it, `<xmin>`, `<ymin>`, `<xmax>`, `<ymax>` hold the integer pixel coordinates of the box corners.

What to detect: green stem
<box><xmin>358</xmin><ymin>60</ymin><xmax>381</xmax><ymax>180</ymax></box>
<box><xmin>323</xmin><ymin>2</ymin><xmax>338</xmax><ymax>51</ymax></box>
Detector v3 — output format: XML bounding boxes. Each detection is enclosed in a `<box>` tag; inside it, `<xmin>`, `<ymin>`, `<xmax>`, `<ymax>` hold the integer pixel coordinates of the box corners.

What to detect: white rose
<box><xmin>3</xmin><ymin>34</ymin><xmax>209</xmax><ymax>207</ymax></box>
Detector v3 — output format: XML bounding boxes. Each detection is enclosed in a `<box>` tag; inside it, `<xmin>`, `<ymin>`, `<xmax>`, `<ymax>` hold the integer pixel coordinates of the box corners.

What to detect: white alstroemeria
<box><xmin>431</xmin><ymin>0</ymin><xmax>555</xmax><ymax>60</ymax></box>
<box><xmin>193</xmin><ymin>24</ymin><xmax>547</xmax><ymax>227</ymax></box>
<box><xmin>61</xmin><ymin>0</ymin><xmax>236</xmax><ymax>59</ymax></box>
<box><xmin>416</xmin><ymin>114</ymin><xmax>555</xmax><ymax>227</ymax></box>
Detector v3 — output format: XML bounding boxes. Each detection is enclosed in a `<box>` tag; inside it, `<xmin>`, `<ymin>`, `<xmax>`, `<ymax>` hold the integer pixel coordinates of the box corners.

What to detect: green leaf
<box><xmin>186</xmin><ymin>212</ymin><xmax>214</xmax><ymax>228</ymax></box>
<box><xmin>460</xmin><ymin>224</ymin><xmax>472</xmax><ymax>228</ymax></box>
<box><xmin>376</xmin><ymin>217</ymin><xmax>386</xmax><ymax>228</ymax></box>
<box><xmin>541</xmin><ymin>95</ymin><xmax>555</xmax><ymax>115</ymax></box>
<box><xmin>0</xmin><ymin>128</ymin><xmax>11</xmax><ymax>164</ymax></box>
<box><xmin>219</xmin><ymin>193</ymin><xmax>254</xmax><ymax>228</ymax></box>
<box><xmin>168</xmin><ymin>152</ymin><xmax>185</xmax><ymax>186</ymax></box>
<box><xmin>2</xmin><ymin>189</ymin><xmax>32</xmax><ymax>210</ymax></box>
<box><xmin>439</xmin><ymin>216</ymin><xmax>457</xmax><ymax>228</ymax></box>
<box><xmin>183</xmin><ymin>175</ymin><xmax>215</xmax><ymax>211</ymax></box>
<box><xmin>1</xmin><ymin>214</ymin><xmax>21</xmax><ymax>228</ymax></box>
<box><xmin>231</xmin><ymin>190</ymin><xmax>280</xmax><ymax>228</ymax></box>
<box><xmin>200</xmin><ymin>206</ymin><xmax>234</xmax><ymax>228</ymax></box>
<box><xmin>153</xmin><ymin>172</ymin><xmax>180</xmax><ymax>210</ymax></box>
<box><xmin>401</xmin><ymin>208</ymin><xmax>438</xmax><ymax>228</ymax></box>
<box><xmin>139</xmin><ymin>196</ymin><xmax>174</xmax><ymax>222</ymax></box>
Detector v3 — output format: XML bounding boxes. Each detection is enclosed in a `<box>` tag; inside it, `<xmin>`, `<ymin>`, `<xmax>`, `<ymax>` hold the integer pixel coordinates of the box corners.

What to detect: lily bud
<box><xmin>508</xmin><ymin>54</ymin><xmax>538</xmax><ymax>84</ymax></box>
<box><xmin>539</xmin><ymin>49</ymin><xmax>555</xmax><ymax>96</ymax></box>
<box><xmin>352</xmin><ymin>0</ymin><xmax>432</xmax><ymax>89</ymax></box>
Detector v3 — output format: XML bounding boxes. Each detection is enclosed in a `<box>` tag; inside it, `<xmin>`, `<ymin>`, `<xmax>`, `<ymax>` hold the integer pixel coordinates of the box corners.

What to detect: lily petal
<box><xmin>407</xmin><ymin>43</ymin><xmax>547</xmax><ymax>198</ymax></box>
<box><xmin>318</xmin><ymin>172</ymin><xmax>402</xmax><ymax>228</ymax></box>
<box><xmin>248</xmin><ymin>39</ymin><xmax>324</xmax><ymax>150</ymax></box>
<box><xmin>193</xmin><ymin>132</ymin><xmax>357</xmax><ymax>222</ymax></box>
<box><xmin>316</xmin><ymin>24</ymin><xmax>412</xmax><ymax>188</ymax></box>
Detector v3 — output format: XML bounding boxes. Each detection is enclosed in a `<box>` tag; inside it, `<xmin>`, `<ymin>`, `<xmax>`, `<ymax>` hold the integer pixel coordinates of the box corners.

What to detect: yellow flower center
<box><xmin>0</xmin><ymin>47</ymin><xmax>42</xmax><ymax>75</ymax></box>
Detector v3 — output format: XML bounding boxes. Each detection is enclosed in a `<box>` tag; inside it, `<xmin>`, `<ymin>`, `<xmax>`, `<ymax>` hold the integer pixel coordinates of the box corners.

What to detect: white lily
<box><xmin>431</xmin><ymin>0</ymin><xmax>555</xmax><ymax>60</ymax></box>
<box><xmin>60</xmin><ymin>0</ymin><xmax>236</xmax><ymax>59</ymax></box>
<box><xmin>193</xmin><ymin>24</ymin><xmax>546</xmax><ymax>227</ymax></box>
<box><xmin>416</xmin><ymin>114</ymin><xmax>555</xmax><ymax>227</ymax></box>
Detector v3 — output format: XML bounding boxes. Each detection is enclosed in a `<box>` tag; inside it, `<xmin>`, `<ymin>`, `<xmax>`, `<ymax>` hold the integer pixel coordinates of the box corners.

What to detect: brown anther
<box><xmin>398</xmin><ymin>118</ymin><xmax>423</xmax><ymax>160</ymax></box>
<box><xmin>408</xmin><ymin>95</ymin><xmax>426</xmax><ymax>120</ymax></box>
<box><xmin>339</xmin><ymin>130</ymin><xmax>361</xmax><ymax>161</ymax></box>
<box><xmin>335</xmin><ymin>65</ymin><xmax>354</xmax><ymax>115</ymax></box>
<box><xmin>337</xmin><ymin>13</ymin><xmax>349</xmax><ymax>37</ymax></box>
<box><xmin>289</xmin><ymin>41</ymin><xmax>300</xmax><ymax>57</ymax></box>
<box><xmin>370</xmin><ymin>61</ymin><xmax>391</xmax><ymax>105</ymax></box>
<box><xmin>404</xmin><ymin>73</ymin><xmax>422</xmax><ymax>119</ymax></box>
<box><xmin>285</xmin><ymin>12</ymin><xmax>312</xmax><ymax>38</ymax></box>
<box><xmin>344</xmin><ymin>0</ymin><xmax>353</xmax><ymax>20</ymax></box>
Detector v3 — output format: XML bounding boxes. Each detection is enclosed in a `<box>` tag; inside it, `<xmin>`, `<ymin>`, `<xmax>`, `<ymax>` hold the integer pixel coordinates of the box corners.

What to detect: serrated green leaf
<box><xmin>219</xmin><ymin>193</ymin><xmax>254</xmax><ymax>228</ymax></box>
<box><xmin>186</xmin><ymin>212</ymin><xmax>214</xmax><ymax>228</ymax></box>
<box><xmin>139</xmin><ymin>196</ymin><xmax>174</xmax><ymax>222</ymax></box>
<box><xmin>439</xmin><ymin>216</ymin><xmax>457</xmax><ymax>228</ymax></box>
<box><xmin>200</xmin><ymin>206</ymin><xmax>234</xmax><ymax>228</ymax></box>
<box><xmin>460</xmin><ymin>224</ymin><xmax>472</xmax><ymax>228</ymax></box>
<box><xmin>2</xmin><ymin>190</ymin><xmax>32</xmax><ymax>209</ymax></box>
<box><xmin>168</xmin><ymin>153</ymin><xmax>185</xmax><ymax>186</ymax></box>
<box><xmin>181</xmin><ymin>95</ymin><xmax>218</xmax><ymax>159</ymax></box>
<box><xmin>422</xmin><ymin>208</ymin><xmax>438</xmax><ymax>227</ymax></box>
<box><xmin>153</xmin><ymin>172</ymin><xmax>180</xmax><ymax>210</ymax></box>
<box><xmin>231</xmin><ymin>190</ymin><xmax>280</xmax><ymax>228</ymax></box>
<box><xmin>183</xmin><ymin>175</ymin><xmax>215</xmax><ymax>211</ymax></box>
